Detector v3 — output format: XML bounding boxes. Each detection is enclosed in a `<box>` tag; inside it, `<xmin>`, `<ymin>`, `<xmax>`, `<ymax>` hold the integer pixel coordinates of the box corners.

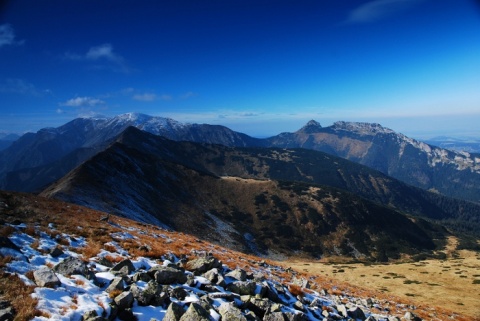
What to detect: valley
<box><xmin>286</xmin><ymin>239</ymin><xmax>480</xmax><ymax>319</ymax></box>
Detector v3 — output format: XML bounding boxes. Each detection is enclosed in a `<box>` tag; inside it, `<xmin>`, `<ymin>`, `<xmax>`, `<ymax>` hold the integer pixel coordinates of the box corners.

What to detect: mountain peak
<box><xmin>299</xmin><ymin>120</ymin><xmax>322</xmax><ymax>133</ymax></box>
<box><xmin>332</xmin><ymin>121</ymin><xmax>394</xmax><ymax>135</ymax></box>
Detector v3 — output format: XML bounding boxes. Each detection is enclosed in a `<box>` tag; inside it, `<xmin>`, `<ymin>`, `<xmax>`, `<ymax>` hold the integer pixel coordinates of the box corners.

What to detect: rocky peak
<box><xmin>299</xmin><ymin>120</ymin><xmax>322</xmax><ymax>133</ymax></box>
<box><xmin>332</xmin><ymin>121</ymin><xmax>395</xmax><ymax>136</ymax></box>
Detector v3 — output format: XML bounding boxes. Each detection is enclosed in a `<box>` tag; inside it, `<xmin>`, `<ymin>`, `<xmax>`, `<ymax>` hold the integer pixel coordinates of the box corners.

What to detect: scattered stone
<box><xmin>218</xmin><ymin>302</ymin><xmax>247</xmax><ymax>321</ymax></box>
<box><xmin>49</xmin><ymin>247</ymin><xmax>64</xmax><ymax>258</ymax></box>
<box><xmin>186</xmin><ymin>256</ymin><xmax>221</xmax><ymax>275</ymax></box>
<box><xmin>348</xmin><ymin>306</ymin><xmax>366</xmax><ymax>320</ymax></box>
<box><xmin>226</xmin><ymin>268</ymin><xmax>247</xmax><ymax>281</ymax></box>
<box><xmin>33</xmin><ymin>266</ymin><xmax>61</xmax><ymax>288</ymax></box>
<box><xmin>105</xmin><ymin>277</ymin><xmax>125</xmax><ymax>293</ymax></box>
<box><xmin>169</xmin><ymin>286</ymin><xmax>187</xmax><ymax>300</ymax></box>
<box><xmin>114</xmin><ymin>291</ymin><xmax>134</xmax><ymax>310</ymax></box>
<box><xmin>227</xmin><ymin>281</ymin><xmax>257</xmax><ymax>296</ymax></box>
<box><xmin>110</xmin><ymin>259</ymin><xmax>136</xmax><ymax>276</ymax></box>
<box><xmin>0</xmin><ymin>236</ymin><xmax>27</xmax><ymax>262</ymax></box>
<box><xmin>163</xmin><ymin>302</ymin><xmax>184</xmax><ymax>321</ymax></box>
<box><xmin>0</xmin><ymin>300</ymin><xmax>14</xmax><ymax>321</ymax></box>
<box><xmin>179</xmin><ymin>302</ymin><xmax>210</xmax><ymax>321</ymax></box>
<box><xmin>53</xmin><ymin>256</ymin><xmax>88</xmax><ymax>277</ymax></box>
<box><xmin>150</xmin><ymin>265</ymin><xmax>187</xmax><ymax>284</ymax></box>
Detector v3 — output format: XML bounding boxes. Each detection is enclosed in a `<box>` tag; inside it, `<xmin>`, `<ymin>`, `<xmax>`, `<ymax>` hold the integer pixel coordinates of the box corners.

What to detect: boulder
<box><xmin>33</xmin><ymin>266</ymin><xmax>61</xmax><ymax>288</ymax></box>
<box><xmin>226</xmin><ymin>268</ymin><xmax>247</xmax><ymax>281</ymax></box>
<box><xmin>263</xmin><ymin>312</ymin><xmax>287</xmax><ymax>321</ymax></box>
<box><xmin>53</xmin><ymin>256</ymin><xmax>88</xmax><ymax>277</ymax></box>
<box><xmin>110</xmin><ymin>259</ymin><xmax>136</xmax><ymax>276</ymax></box>
<box><xmin>185</xmin><ymin>256</ymin><xmax>221</xmax><ymax>275</ymax></box>
<box><xmin>169</xmin><ymin>287</ymin><xmax>187</xmax><ymax>300</ymax></box>
<box><xmin>218</xmin><ymin>302</ymin><xmax>247</xmax><ymax>321</ymax></box>
<box><xmin>0</xmin><ymin>236</ymin><xmax>27</xmax><ymax>262</ymax></box>
<box><xmin>150</xmin><ymin>266</ymin><xmax>187</xmax><ymax>284</ymax></box>
<box><xmin>163</xmin><ymin>302</ymin><xmax>184</xmax><ymax>321</ymax></box>
<box><xmin>179</xmin><ymin>302</ymin><xmax>210</xmax><ymax>321</ymax></box>
<box><xmin>105</xmin><ymin>277</ymin><xmax>125</xmax><ymax>293</ymax></box>
<box><xmin>113</xmin><ymin>291</ymin><xmax>134</xmax><ymax>310</ymax></box>
<box><xmin>227</xmin><ymin>281</ymin><xmax>257</xmax><ymax>296</ymax></box>
<box><xmin>348</xmin><ymin>306</ymin><xmax>366</xmax><ymax>320</ymax></box>
<box><xmin>0</xmin><ymin>300</ymin><xmax>14</xmax><ymax>321</ymax></box>
<box><xmin>49</xmin><ymin>247</ymin><xmax>64</xmax><ymax>258</ymax></box>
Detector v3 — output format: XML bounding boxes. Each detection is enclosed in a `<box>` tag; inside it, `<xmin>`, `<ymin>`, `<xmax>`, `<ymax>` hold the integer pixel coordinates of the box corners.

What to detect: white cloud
<box><xmin>133</xmin><ymin>93</ymin><xmax>157</xmax><ymax>102</ymax></box>
<box><xmin>65</xmin><ymin>43</ymin><xmax>130</xmax><ymax>73</ymax></box>
<box><xmin>0</xmin><ymin>24</ymin><xmax>24</xmax><ymax>48</ymax></box>
<box><xmin>345</xmin><ymin>0</ymin><xmax>423</xmax><ymax>24</ymax></box>
<box><xmin>60</xmin><ymin>96</ymin><xmax>105</xmax><ymax>107</ymax></box>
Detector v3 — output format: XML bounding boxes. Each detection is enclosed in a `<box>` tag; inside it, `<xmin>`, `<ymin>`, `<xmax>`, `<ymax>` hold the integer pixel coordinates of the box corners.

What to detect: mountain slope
<box><xmin>0</xmin><ymin>113</ymin><xmax>265</xmax><ymax>192</ymax></box>
<box><xmin>267</xmin><ymin>121</ymin><xmax>480</xmax><ymax>203</ymax></box>
<box><xmin>41</xmin><ymin>127</ymin><xmax>480</xmax><ymax>260</ymax></box>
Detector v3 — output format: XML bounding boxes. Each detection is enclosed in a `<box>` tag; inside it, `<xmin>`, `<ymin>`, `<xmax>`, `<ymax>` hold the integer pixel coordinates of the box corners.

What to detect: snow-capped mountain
<box><xmin>0</xmin><ymin>113</ymin><xmax>264</xmax><ymax>192</ymax></box>
<box><xmin>1</xmin><ymin>113</ymin><xmax>480</xmax><ymax>203</ymax></box>
<box><xmin>267</xmin><ymin>121</ymin><xmax>480</xmax><ymax>203</ymax></box>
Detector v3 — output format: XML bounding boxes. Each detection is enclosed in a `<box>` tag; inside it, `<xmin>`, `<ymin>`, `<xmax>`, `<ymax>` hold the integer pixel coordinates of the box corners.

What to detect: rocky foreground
<box><xmin>0</xmin><ymin>192</ymin><xmax>473</xmax><ymax>321</ymax></box>
<box><xmin>2</xmin><ymin>222</ymin><xmax>424</xmax><ymax>321</ymax></box>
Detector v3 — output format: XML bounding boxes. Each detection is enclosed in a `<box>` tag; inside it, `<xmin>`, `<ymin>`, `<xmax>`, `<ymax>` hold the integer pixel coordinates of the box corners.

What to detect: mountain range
<box><xmin>1</xmin><ymin>113</ymin><xmax>480</xmax><ymax>259</ymax></box>
<box><xmin>1</xmin><ymin>113</ymin><xmax>479</xmax><ymax>203</ymax></box>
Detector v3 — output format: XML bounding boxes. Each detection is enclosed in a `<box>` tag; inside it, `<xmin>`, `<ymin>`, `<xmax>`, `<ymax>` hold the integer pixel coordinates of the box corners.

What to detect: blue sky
<box><xmin>1</xmin><ymin>0</ymin><xmax>480</xmax><ymax>139</ymax></box>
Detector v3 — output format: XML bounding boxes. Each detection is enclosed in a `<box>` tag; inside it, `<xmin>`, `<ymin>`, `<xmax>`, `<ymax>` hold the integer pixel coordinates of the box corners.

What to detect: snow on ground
<box><xmin>2</xmin><ymin>220</ymin><xmax>405</xmax><ymax>321</ymax></box>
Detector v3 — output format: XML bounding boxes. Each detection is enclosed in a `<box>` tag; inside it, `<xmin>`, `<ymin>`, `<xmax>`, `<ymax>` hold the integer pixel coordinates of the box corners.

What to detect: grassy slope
<box><xmin>1</xmin><ymin>190</ymin><xmax>478</xmax><ymax>320</ymax></box>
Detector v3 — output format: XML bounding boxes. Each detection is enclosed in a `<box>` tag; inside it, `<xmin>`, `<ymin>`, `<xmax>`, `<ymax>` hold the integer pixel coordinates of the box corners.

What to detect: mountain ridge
<box><xmin>1</xmin><ymin>113</ymin><xmax>480</xmax><ymax>203</ymax></box>
<box><xmin>40</xmin><ymin>126</ymin><xmax>480</xmax><ymax>261</ymax></box>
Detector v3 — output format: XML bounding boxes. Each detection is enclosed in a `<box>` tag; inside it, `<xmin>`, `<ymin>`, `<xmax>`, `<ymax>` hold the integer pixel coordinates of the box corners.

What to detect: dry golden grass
<box><xmin>1</xmin><ymin>191</ymin><xmax>478</xmax><ymax>321</ymax></box>
<box><xmin>286</xmin><ymin>248</ymin><xmax>480</xmax><ymax>320</ymax></box>
<box><xmin>104</xmin><ymin>255</ymin><xmax>125</xmax><ymax>264</ymax></box>
<box><xmin>108</xmin><ymin>288</ymin><xmax>123</xmax><ymax>299</ymax></box>
<box><xmin>287</xmin><ymin>284</ymin><xmax>305</xmax><ymax>297</ymax></box>
<box><xmin>0</xmin><ymin>255</ymin><xmax>13</xmax><ymax>268</ymax></box>
<box><xmin>0</xmin><ymin>225</ymin><xmax>15</xmax><ymax>237</ymax></box>
<box><xmin>80</xmin><ymin>241</ymin><xmax>103</xmax><ymax>259</ymax></box>
<box><xmin>24</xmin><ymin>226</ymin><xmax>37</xmax><ymax>237</ymax></box>
<box><xmin>0</xmin><ymin>271</ymin><xmax>41</xmax><ymax>320</ymax></box>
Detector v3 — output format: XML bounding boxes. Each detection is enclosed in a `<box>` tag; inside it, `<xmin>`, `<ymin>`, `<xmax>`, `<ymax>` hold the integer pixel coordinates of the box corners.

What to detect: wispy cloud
<box><xmin>345</xmin><ymin>0</ymin><xmax>424</xmax><ymax>24</ymax></box>
<box><xmin>60</xmin><ymin>96</ymin><xmax>105</xmax><ymax>107</ymax></box>
<box><xmin>133</xmin><ymin>93</ymin><xmax>157</xmax><ymax>102</ymax></box>
<box><xmin>0</xmin><ymin>24</ymin><xmax>24</xmax><ymax>48</ymax></box>
<box><xmin>65</xmin><ymin>43</ymin><xmax>131</xmax><ymax>73</ymax></box>
<box><xmin>0</xmin><ymin>79</ymin><xmax>46</xmax><ymax>96</ymax></box>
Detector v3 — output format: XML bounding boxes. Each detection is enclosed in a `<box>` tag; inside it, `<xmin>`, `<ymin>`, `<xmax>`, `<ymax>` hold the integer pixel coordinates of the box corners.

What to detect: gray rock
<box><xmin>226</xmin><ymin>268</ymin><xmax>247</xmax><ymax>281</ymax></box>
<box><xmin>263</xmin><ymin>312</ymin><xmax>287</xmax><ymax>321</ymax></box>
<box><xmin>185</xmin><ymin>256</ymin><xmax>221</xmax><ymax>275</ymax></box>
<box><xmin>113</xmin><ymin>291</ymin><xmax>134</xmax><ymax>310</ymax></box>
<box><xmin>151</xmin><ymin>266</ymin><xmax>187</xmax><ymax>284</ymax></box>
<box><xmin>348</xmin><ymin>306</ymin><xmax>366</xmax><ymax>320</ymax></box>
<box><xmin>81</xmin><ymin>310</ymin><xmax>106</xmax><ymax>321</ymax></box>
<box><xmin>179</xmin><ymin>302</ymin><xmax>210</xmax><ymax>321</ymax></box>
<box><xmin>170</xmin><ymin>287</ymin><xmax>187</xmax><ymax>300</ymax></box>
<box><xmin>0</xmin><ymin>306</ymin><xmax>14</xmax><ymax>321</ymax></box>
<box><xmin>111</xmin><ymin>265</ymin><xmax>130</xmax><ymax>277</ymax></box>
<box><xmin>132</xmin><ymin>271</ymin><xmax>152</xmax><ymax>283</ymax></box>
<box><xmin>245</xmin><ymin>297</ymin><xmax>273</xmax><ymax>319</ymax></box>
<box><xmin>366</xmin><ymin>316</ymin><xmax>377</xmax><ymax>321</ymax></box>
<box><xmin>53</xmin><ymin>256</ymin><xmax>88</xmax><ymax>277</ymax></box>
<box><xmin>284</xmin><ymin>311</ymin><xmax>309</xmax><ymax>321</ymax></box>
<box><xmin>163</xmin><ymin>302</ymin><xmax>184</xmax><ymax>321</ymax></box>
<box><xmin>292</xmin><ymin>300</ymin><xmax>305</xmax><ymax>312</ymax></box>
<box><xmin>403</xmin><ymin>311</ymin><xmax>422</xmax><ymax>321</ymax></box>
<box><xmin>336</xmin><ymin>304</ymin><xmax>348</xmax><ymax>318</ymax></box>
<box><xmin>0</xmin><ymin>236</ymin><xmax>27</xmax><ymax>262</ymax></box>
<box><xmin>50</xmin><ymin>247</ymin><xmax>64</xmax><ymax>258</ymax></box>
<box><xmin>105</xmin><ymin>277</ymin><xmax>124</xmax><ymax>293</ymax></box>
<box><xmin>33</xmin><ymin>266</ymin><xmax>61</xmax><ymax>288</ymax></box>
<box><xmin>227</xmin><ymin>281</ymin><xmax>257</xmax><ymax>296</ymax></box>
<box><xmin>218</xmin><ymin>302</ymin><xmax>247</xmax><ymax>321</ymax></box>
<box><xmin>110</xmin><ymin>259</ymin><xmax>136</xmax><ymax>276</ymax></box>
